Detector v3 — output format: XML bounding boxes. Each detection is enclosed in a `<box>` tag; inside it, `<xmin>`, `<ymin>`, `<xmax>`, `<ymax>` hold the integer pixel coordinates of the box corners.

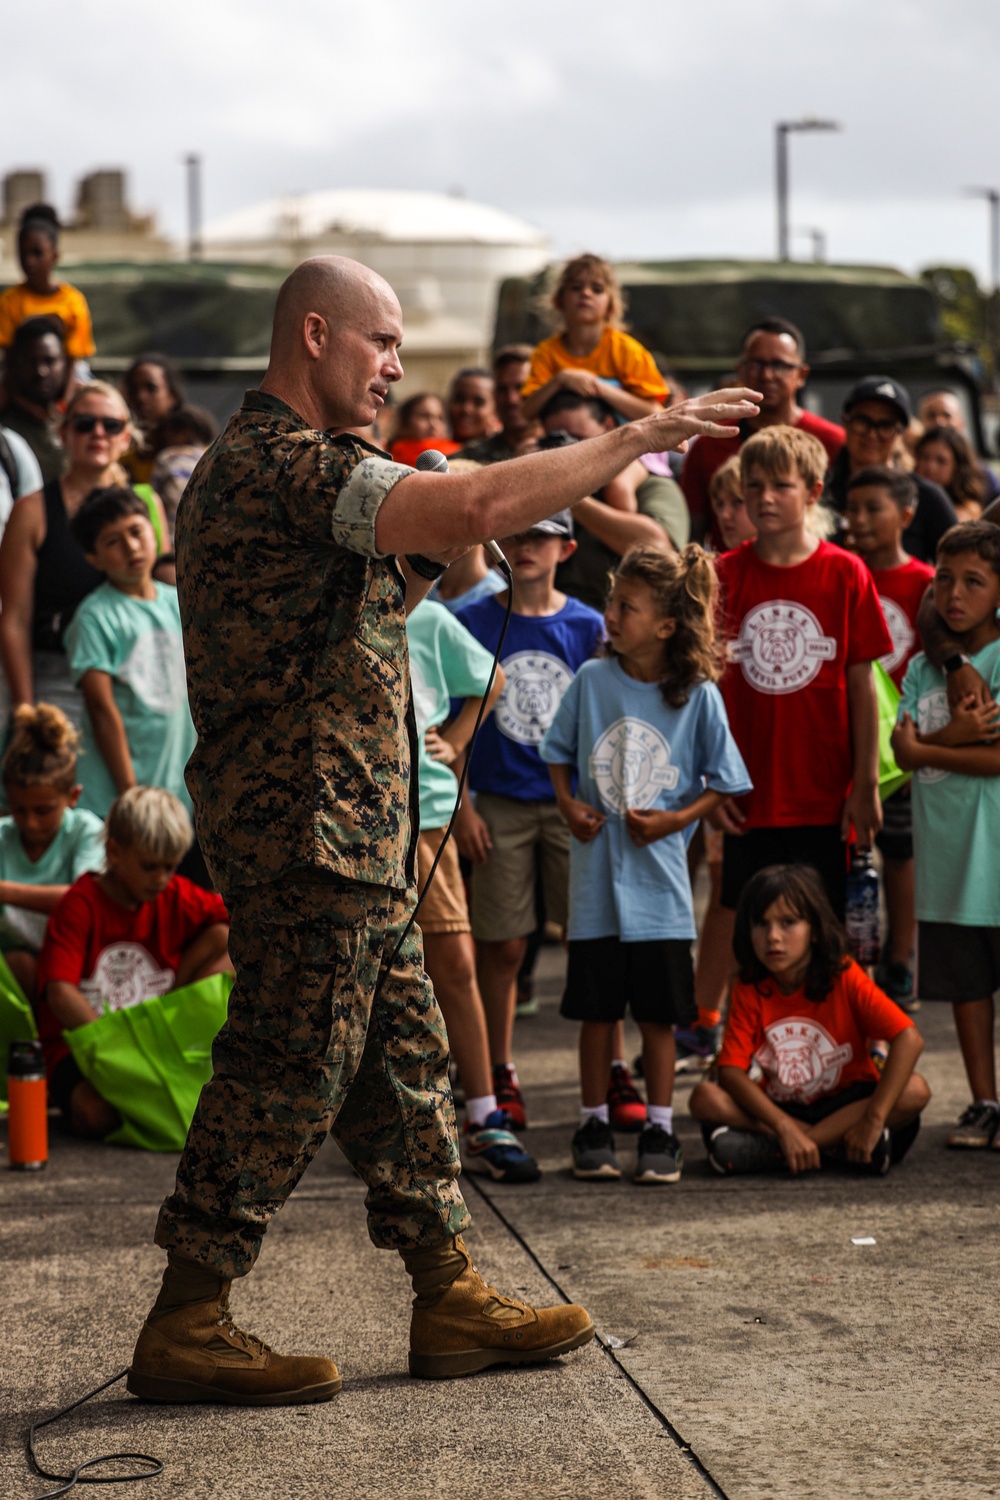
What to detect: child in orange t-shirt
<box><xmin>521</xmin><ymin>254</ymin><xmax>668</xmax><ymax>423</ymax></box>
<box><xmin>0</xmin><ymin>204</ymin><xmax>95</xmax><ymax>371</ymax></box>
<box><xmin>690</xmin><ymin>863</ymin><xmax>930</xmax><ymax>1174</ymax></box>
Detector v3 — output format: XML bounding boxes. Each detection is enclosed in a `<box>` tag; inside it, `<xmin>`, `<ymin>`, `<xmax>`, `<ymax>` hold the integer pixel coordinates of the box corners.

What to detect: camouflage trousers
<box><xmin>155</xmin><ymin>875</ymin><xmax>471</xmax><ymax>1278</ymax></box>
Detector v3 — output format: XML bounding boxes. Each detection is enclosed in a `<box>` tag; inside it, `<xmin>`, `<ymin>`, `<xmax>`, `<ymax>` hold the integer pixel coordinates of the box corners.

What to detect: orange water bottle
<box><xmin>7</xmin><ymin>1040</ymin><xmax>48</xmax><ymax>1170</ymax></box>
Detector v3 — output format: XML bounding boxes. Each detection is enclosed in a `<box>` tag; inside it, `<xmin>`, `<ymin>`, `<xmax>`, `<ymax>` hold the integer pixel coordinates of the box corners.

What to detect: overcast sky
<box><xmin>6</xmin><ymin>0</ymin><xmax>998</xmax><ymax>280</ymax></box>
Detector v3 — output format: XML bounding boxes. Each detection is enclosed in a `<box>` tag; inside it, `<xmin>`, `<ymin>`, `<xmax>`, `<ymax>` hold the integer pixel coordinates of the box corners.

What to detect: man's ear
<box><xmin>794</xmin><ymin>361</ymin><xmax>810</xmax><ymax>392</ymax></box>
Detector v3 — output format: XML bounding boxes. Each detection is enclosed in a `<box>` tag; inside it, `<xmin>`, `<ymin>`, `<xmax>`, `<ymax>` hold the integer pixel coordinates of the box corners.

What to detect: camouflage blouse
<box><xmin>175</xmin><ymin>390</ymin><xmax>418</xmax><ymax>893</ymax></box>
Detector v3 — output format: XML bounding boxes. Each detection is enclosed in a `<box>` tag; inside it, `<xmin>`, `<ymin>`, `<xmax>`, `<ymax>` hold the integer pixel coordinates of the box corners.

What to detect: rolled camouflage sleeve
<box><xmin>332</xmin><ymin>457</ymin><xmax>414</xmax><ymax>558</ymax></box>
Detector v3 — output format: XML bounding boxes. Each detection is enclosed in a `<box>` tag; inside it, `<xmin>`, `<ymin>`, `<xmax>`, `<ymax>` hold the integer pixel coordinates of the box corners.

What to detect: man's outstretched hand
<box><xmin>636</xmin><ymin>387</ymin><xmax>762</xmax><ymax>455</ymax></box>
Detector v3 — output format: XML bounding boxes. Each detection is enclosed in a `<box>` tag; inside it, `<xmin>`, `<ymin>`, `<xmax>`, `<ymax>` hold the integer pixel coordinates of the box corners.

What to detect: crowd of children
<box><xmin>0</xmin><ymin>240</ymin><xmax>997</xmax><ymax>1187</ymax></box>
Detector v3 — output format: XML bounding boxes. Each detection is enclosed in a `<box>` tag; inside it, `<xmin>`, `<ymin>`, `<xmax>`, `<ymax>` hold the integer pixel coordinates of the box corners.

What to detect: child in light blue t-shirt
<box><xmin>892</xmin><ymin>521</ymin><xmax>1000</xmax><ymax>1151</ymax></box>
<box><xmin>0</xmin><ymin>702</ymin><xmax>105</xmax><ymax>996</ymax></box>
<box><xmin>66</xmin><ymin>485</ymin><xmax>196</xmax><ymax>820</ymax></box>
<box><xmin>542</xmin><ymin>544</ymin><xmax>750</xmax><ymax>1186</ymax></box>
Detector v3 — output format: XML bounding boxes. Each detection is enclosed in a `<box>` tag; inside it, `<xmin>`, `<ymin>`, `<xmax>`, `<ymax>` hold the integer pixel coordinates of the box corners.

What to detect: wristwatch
<box><xmin>943</xmin><ymin>653</ymin><xmax>973</xmax><ymax>674</ymax></box>
<box><xmin>405</xmin><ymin>553</ymin><xmax>448</xmax><ymax>581</ymax></box>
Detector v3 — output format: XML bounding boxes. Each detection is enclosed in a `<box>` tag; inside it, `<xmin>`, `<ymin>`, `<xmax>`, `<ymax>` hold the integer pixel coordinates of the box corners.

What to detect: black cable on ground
<box><xmin>466</xmin><ymin>1175</ymin><xmax>731</xmax><ymax>1500</ymax></box>
<box><xmin>25</xmin><ymin>1369</ymin><xmax>163</xmax><ymax>1499</ymax></box>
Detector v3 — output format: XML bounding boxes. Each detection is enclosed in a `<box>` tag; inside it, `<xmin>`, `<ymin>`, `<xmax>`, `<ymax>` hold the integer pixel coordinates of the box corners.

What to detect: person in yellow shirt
<box><xmin>521</xmin><ymin>254</ymin><xmax>668</xmax><ymax>423</ymax></box>
<box><xmin>0</xmin><ymin>205</ymin><xmax>95</xmax><ymax>372</ymax></box>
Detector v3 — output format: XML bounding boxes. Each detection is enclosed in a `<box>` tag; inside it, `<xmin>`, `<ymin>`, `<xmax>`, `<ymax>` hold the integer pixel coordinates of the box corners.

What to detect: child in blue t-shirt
<box><xmin>542</xmin><ymin>544</ymin><xmax>751</xmax><ymax>1184</ymax></box>
<box><xmin>0</xmin><ymin>702</ymin><xmax>105</xmax><ymax>996</ymax></box>
<box><xmin>65</xmin><ymin>485</ymin><xmax>196</xmax><ymax>820</ymax></box>
<box><xmin>456</xmin><ymin>510</ymin><xmax>604</xmax><ymax>1129</ymax></box>
<box><xmin>892</xmin><ymin>521</ymin><xmax>1000</xmax><ymax>1150</ymax></box>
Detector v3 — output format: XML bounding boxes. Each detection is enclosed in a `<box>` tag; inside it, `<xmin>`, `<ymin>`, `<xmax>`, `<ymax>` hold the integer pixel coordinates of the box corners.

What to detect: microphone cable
<box><xmin>23</xmin><ymin>552</ymin><xmax>514</xmax><ymax>1498</ymax></box>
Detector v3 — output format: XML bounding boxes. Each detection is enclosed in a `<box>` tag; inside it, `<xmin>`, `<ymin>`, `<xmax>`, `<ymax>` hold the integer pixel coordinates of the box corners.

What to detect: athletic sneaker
<box><xmin>875</xmin><ymin>961</ymin><xmax>919</xmax><ymax>1014</ymax></box>
<box><xmin>634</xmin><ymin>1124</ymin><xmax>682</xmax><ymax>1184</ymax></box>
<box><xmin>492</xmin><ymin>1063</ymin><xmax>526</xmax><ymax>1131</ymax></box>
<box><xmin>674</xmin><ymin>1024</ymin><xmax>723</xmax><ymax>1075</ymax></box>
<box><xmin>606</xmin><ymin>1063</ymin><xmax>646</xmax><ymax>1132</ymax></box>
<box><xmin>947</xmin><ymin>1101</ymin><xmax>1000</xmax><ymax>1149</ymax></box>
<box><xmin>571</xmin><ymin>1117</ymin><xmax>621</xmax><ymax>1180</ymax></box>
<box><xmin>463</xmin><ymin>1110</ymin><xmax>541</xmax><ymax>1183</ymax></box>
<box><xmin>707</xmin><ymin>1126</ymin><xmax>785</xmax><ymax>1176</ymax></box>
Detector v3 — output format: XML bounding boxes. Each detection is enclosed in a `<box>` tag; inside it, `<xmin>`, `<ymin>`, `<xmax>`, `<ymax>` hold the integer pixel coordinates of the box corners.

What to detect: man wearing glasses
<box><xmin>825</xmin><ymin>376</ymin><xmax>957</xmax><ymax>563</ymax></box>
<box><xmin>680</xmin><ymin>317</ymin><xmax>845</xmax><ymax>535</ymax></box>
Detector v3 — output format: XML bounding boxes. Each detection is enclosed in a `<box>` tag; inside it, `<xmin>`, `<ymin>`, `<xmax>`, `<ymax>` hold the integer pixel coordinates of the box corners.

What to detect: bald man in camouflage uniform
<box><xmin>128</xmin><ymin>257</ymin><xmax>759</xmax><ymax>1404</ymax></box>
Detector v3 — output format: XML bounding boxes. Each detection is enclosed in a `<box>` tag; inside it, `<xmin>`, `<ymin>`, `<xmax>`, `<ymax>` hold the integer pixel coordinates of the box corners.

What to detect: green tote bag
<box><xmin>0</xmin><ymin>951</ymin><xmax>37</xmax><ymax>1110</ymax></box>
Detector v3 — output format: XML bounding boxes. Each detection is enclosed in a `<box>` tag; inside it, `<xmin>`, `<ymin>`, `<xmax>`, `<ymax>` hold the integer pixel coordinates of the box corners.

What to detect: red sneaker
<box><xmin>492</xmin><ymin>1063</ymin><xmax>527</xmax><ymax>1131</ymax></box>
<box><xmin>607</xmin><ymin>1064</ymin><xmax>646</xmax><ymax>1133</ymax></box>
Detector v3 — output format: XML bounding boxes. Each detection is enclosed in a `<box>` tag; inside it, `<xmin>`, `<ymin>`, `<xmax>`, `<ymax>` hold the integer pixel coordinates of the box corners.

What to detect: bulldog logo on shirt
<box><xmin>731</xmin><ymin>600</ymin><xmax>837</xmax><ymax>695</ymax></box>
<box><xmin>79</xmin><ymin>943</ymin><xmax>176</xmax><ymax>1012</ymax></box>
<box><xmin>916</xmin><ymin>688</ymin><xmax>951</xmax><ymax>783</ymax></box>
<box><xmin>495</xmin><ymin>651</ymin><xmax>573</xmax><ymax>745</ymax></box>
<box><xmin>878</xmin><ymin>596</ymin><xmax>913</xmax><ymax>677</ymax></box>
<box><xmin>756</xmin><ymin>1016</ymin><xmax>854</xmax><ymax>1103</ymax></box>
<box><xmin>589</xmin><ymin>716</ymin><xmax>679</xmax><ymax>815</ymax></box>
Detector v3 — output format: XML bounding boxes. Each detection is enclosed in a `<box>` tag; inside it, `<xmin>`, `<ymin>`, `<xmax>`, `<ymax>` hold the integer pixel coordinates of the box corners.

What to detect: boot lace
<box><xmin>215</xmin><ymin>1295</ymin><xmax>272</xmax><ymax>1356</ymax></box>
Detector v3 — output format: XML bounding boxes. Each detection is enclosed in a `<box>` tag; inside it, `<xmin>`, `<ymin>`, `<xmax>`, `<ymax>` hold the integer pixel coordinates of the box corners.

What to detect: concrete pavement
<box><xmin>3</xmin><ymin>942</ymin><xmax>998</xmax><ymax>1499</ymax></box>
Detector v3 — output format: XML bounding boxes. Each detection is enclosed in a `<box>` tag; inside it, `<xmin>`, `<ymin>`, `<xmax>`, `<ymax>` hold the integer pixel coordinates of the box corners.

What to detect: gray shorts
<box><xmin>469</xmin><ymin>793</ymin><xmax>569</xmax><ymax>942</ymax></box>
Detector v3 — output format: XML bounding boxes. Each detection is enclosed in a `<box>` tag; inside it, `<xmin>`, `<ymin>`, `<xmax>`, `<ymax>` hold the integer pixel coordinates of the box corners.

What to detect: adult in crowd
<box><xmin>0</xmin><ymin>382</ymin><xmax>168</xmax><ymax>724</ymax></box>
<box><xmin>0</xmin><ymin>316</ymin><xmax>70</xmax><ymax>483</ymax></box>
<box><xmin>917</xmin><ymin>388</ymin><xmax>1000</xmax><ymax>504</ymax></box>
<box><xmin>122</xmin><ymin>353</ymin><xmax>186</xmax><ymax>485</ymax></box>
<box><xmin>458</xmin><ymin>345</ymin><xmax>540</xmax><ymax>463</ymax></box>
<box><xmin>825</xmin><ymin>377</ymin><xmax>957</xmax><ymax>563</ymax></box>
<box><xmin>539</xmin><ymin>390</ymin><xmax>689</xmax><ymax>610</ymax></box>
<box><xmin>128</xmin><ymin>252</ymin><xmax>758</xmax><ymax>1407</ymax></box>
<box><xmin>915</xmin><ymin>425</ymin><xmax>984</xmax><ymax>522</ymax></box>
<box><xmin>680</xmin><ymin>318</ymin><xmax>845</xmax><ymax>535</ymax></box>
<box><xmin>447</xmin><ymin>366</ymin><xmax>499</xmax><ymax>447</ymax></box>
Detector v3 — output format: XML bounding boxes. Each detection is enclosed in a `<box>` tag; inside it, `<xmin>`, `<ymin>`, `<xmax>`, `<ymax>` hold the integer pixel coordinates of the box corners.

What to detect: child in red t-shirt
<box><xmin>844</xmin><ymin>465</ymin><xmax>934</xmax><ymax>1011</ymax></box>
<box><xmin>714</xmin><ymin>426</ymin><xmax>894</xmax><ymax>918</ymax></box>
<box><xmin>37</xmin><ymin>786</ymin><xmax>231</xmax><ymax>1139</ymax></box>
<box><xmin>690</xmin><ymin>864</ymin><xmax>929</xmax><ymax>1173</ymax></box>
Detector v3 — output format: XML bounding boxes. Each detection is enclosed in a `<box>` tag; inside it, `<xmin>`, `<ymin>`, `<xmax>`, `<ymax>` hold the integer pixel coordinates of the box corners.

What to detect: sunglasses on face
<box><xmin>738</xmin><ymin>358</ymin><xmax>799</xmax><ymax>377</ymax></box>
<box><xmin>69</xmin><ymin>415</ymin><xmax>127</xmax><ymax>436</ymax></box>
<box><xmin>847</xmin><ymin>414</ymin><xmax>902</xmax><ymax>438</ymax></box>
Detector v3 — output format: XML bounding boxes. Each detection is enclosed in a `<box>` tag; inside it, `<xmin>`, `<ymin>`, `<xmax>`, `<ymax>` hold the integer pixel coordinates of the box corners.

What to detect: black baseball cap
<box><xmin>843</xmin><ymin>376</ymin><xmax>912</xmax><ymax>427</ymax></box>
<box><xmin>526</xmin><ymin>509</ymin><xmax>574</xmax><ymax>538</ymax></box>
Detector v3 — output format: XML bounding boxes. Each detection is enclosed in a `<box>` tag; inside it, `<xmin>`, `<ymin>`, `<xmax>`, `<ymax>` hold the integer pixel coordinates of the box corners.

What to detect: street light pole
<box><xmin>964</xmin><ymin>187</ymin><xmax>1000</xmax><ymax>389</ymax></box>
<box><xmin>185</xmin><ymin>154</ymin><xmax>202</xmax><ymax>262</ymax></box>
<box><xmin>775</xmin><ymin>118</ymin><xmax>841</xmax><ymax>262</ymax></box>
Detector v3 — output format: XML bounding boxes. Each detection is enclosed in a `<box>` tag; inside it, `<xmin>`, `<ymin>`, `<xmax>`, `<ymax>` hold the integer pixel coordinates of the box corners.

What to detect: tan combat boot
<box><xmin>406</xmin><ymin>1237</ymin><xmax>594</xmax><ymax>1378</ymax></box>
<box><xmin>127</xmin><ymin>1257</ymin><xmax>341</xmax><ymax>1406</ymax></box>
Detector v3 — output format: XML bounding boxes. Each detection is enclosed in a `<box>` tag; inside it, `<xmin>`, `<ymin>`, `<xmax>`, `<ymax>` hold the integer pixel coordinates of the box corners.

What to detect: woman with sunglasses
<box><xmin>824</xmin><ymin>375</ymin><xmax>958</xmax><ymax>563</ymax></box>
<box><xmin>0</xmin><ymin>381</ymin><xmax>170</xmax><ymax>724</ymax></box>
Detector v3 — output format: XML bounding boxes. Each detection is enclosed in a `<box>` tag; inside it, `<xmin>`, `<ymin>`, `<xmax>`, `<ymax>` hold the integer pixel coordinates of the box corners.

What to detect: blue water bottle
<box><xmin>845</xmin><ymin>849</ymin><xmax>880</xmax><ymax>968</ymax></box>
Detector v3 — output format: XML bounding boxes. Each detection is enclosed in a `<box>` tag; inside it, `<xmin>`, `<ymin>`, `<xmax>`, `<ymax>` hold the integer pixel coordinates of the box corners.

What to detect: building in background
<box><xmin>0</xmin><ymin>169</ymin><xmax>172</xmax><ymax>267</ymax></box>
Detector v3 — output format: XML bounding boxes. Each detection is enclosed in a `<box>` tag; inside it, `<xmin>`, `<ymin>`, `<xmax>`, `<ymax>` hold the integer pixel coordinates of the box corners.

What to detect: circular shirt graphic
<box><xmin>916</xmin><ymin>688</ymin><xmax>951</xmax><ymax>783</ymax></box>
<box><xmin>731</xmin><ymin>600</ymin><xmax>837</xmax><ymax>695</ymax></box>
<box><xmin>121</xmin><ymin>630</ymin><xmax>188</xmax><ymax>716</ymax></box>
<box><xmin>878</xmin><ymin>596</ymin><xmax>914</xmax><ymax>678</ymax></box>
<box><xmin>495</xmin><ymin>651</ymin><xmax>572</xmax><ymax>745</ymax></box>
<box><xmin>79</xmin><ymin>943</ymin><xmax>175</xmax><ymax>1012</ymax></box>
<box><xmin>757</xmin><ymin>1017</ymin><xmax>853</xmax><ymax>1103</ymax></box>
<box><xmin>588</xmin><ymin>716</ymin><xmax>679</xmax><ymax>815</ymax></box>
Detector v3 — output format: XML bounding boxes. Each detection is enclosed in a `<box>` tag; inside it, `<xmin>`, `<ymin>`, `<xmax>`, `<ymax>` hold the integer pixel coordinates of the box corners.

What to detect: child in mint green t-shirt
<box><xmin>0</xmin><ymin>702</ymin><xmax>105</xmax><ymax>996</ymax></box>
<box><xmin>892</xmin><ymin>521</ymin><xmax>1000</xmax><ymax>1151</ymax></box>
<box><xmin>66</xmin><ymin>486</ymin><xmax>196</xmax><ymax>820</ymax></box>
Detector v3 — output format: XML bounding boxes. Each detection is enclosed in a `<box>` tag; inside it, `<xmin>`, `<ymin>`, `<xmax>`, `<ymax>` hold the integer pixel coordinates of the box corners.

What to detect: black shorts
<box><xmin>560</xmin><ymin>937</ymin><xmax>696</xmax><ymax>1026</ymax></box>
<box><xmin>48</xmin><ymin>1054</ymin><xmax>85</xmax><ymax>1117</ymax></box>
<box><xmin>779</xmin><ymin>1079</ymin><xmax>877</xmax><ymax>1125</ymax></box>
<box><xmin>875</xmin><ymin>784</ymin><xmax>913</xmax><ymax>862</ymax></box>
<box><xmin>918</xmin><ymin>921</ymin><xmax>1000</xmax><ymax>1003</ymax></box>
<box><xmin>721</xmin><ymin>824</ymin><xmax>847</xmax><ymax>919</ymax></box>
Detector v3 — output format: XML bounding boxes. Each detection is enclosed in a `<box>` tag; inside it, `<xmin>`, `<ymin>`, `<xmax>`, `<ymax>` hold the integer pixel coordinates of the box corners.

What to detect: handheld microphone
<box><xmin>413</xmin><ymin>448</ymin><xmax>510</xmax><ymax>574</ymax></box>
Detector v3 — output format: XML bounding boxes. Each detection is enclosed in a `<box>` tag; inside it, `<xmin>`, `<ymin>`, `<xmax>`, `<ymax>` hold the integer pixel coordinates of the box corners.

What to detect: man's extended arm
<box><xmin>373</xmin><ymin>390</ymin><xmax>759</xmax><ymax>559</ymax></box>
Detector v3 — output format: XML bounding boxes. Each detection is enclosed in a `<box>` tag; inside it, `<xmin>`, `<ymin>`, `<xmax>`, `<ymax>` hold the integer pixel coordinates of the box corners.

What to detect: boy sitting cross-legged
<box><xmin>36</xmin><ymin>787</ymin><xmax>232</xmax><ymax>1139</ymax></box>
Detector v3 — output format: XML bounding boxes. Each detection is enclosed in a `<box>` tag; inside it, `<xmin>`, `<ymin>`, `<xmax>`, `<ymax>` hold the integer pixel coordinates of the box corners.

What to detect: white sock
<box><xmin>611</xmin><ymin>1058</ymin><xmax>627</xmax><ymax>1072</ymax></box>
<box><xmin>465</xmin><ymin>1093</ymin><xmax>498</xmax><ymax>1128</ymax></box>
<box><xmin>647</xmin><ymin>1104</ymin><xmax>673</xmax><ymax>1133</ymax></box>
<box><xmin>580</xmin><ymin>1103</ymin><xmax>610</xmax><ymax>1126</ymax></box>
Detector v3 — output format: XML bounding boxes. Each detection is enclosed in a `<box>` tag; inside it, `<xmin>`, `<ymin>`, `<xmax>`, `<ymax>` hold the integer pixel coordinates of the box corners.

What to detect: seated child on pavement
<box><xmin>455</xmin><ymin>511</ymin><xmax>605</xmax><ymax>1130</ymax></box>
<box><xmin>36</xmin><ymin>787</ymin><xmax>231</xmax><ymax>1139</ymax></box>
<box><xmin>690</xmin><ymin>864</ymin><xmax>929</xmax><ymax>1175</ymax></box>
<box><xmin>407</xmin><ymin>596</ymin><xmax>539</xmax><ymax>1184</ymax></box>
<box><xmin>845</xmin><ymin>465</ymin><xmax>933</xmax><ymax>1014</ymax></box>
<box><xmin>66</xmin><ymin>484</ymin><xmax>197</xmax><ymax>821</ymax></box>
<box><xmin>0</xmin><ymin>702</ymin><xmax>105</xmax><ymax>997</ymax></box>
